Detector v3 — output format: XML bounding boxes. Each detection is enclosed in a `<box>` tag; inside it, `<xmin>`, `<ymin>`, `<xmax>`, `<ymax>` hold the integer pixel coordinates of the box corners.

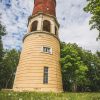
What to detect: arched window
<box><xmin>43</xmin><ymin>20</ymin><xmax>50</xmax><ymax>32</ymax></box>
<box><xmin>55</xmin><ymin>26</ymin><xmax>57</xmax><ymax>35</ymax></box>
<box><xmin>31</xmin><ymin>21</ymin><xmax>38</xmax><ymax>32</ymax></box>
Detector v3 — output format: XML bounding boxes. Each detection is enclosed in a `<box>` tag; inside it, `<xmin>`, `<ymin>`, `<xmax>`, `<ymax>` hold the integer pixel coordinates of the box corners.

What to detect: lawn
<box><xmin>0</xmin><ymin>91</ymin><xmax>100</xmax><ymax>100</ymax></box>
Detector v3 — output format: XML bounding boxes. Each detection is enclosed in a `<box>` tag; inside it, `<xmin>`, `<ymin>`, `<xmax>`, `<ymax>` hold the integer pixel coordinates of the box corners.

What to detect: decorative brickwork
<box><xmin>33</xmin><ymin>0</ymin><xmax>56</xmax><ymax>16</ymax></box>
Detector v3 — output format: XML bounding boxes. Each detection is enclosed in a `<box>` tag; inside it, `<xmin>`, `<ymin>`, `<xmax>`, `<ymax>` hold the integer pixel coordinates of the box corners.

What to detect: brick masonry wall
<box><xmin>33</xmin><ymin>0</ymin><xmax>56</xmax><ymax>16</ymax></box>
<box><xmin>13</xmin><ymin>33</ymin><xmax>63</xmax><ymax>92</ymax></box>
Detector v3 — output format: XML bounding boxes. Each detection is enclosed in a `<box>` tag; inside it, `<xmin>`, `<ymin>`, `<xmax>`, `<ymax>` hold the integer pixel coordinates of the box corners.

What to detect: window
<box><xmin>55</xmin><ymin>26</ymin><xmax>57</xmax><ymax>35</ymax></box>
<box><xmin>43</xmin><ymin>67</ymin><xmax>48</xmax><ymax>84</ymax></box>
<box><xmin>31</xmin><ymin>21</ymin><xmax>38</xmax><ymax>32</ymax></box>
<box><xmin>43</xmin><ymin>20</ymin><xmax>50</xmax><ymax>32</ymax></box>
<box><xmin>43</xmin><ymin>47</ymin><xmax>52</xmax><ymax>54</ymax></box>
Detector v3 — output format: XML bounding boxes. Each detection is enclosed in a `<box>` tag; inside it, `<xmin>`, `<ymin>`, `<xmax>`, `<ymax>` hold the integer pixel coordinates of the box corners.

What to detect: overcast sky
<box><xmin>0</xmin><ymin>0</ymin><xmax>100</xmax><ymax>52</ymax></box>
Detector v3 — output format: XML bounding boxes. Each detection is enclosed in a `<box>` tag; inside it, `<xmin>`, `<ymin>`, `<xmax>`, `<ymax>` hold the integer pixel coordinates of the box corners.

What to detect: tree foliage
<box><xmin>2</xmin><ymin>49</ymin><xmax>20</xmax><ymax>89</ymax></box>
<box><xmin>0</xmin><ymin>22</ymin><xmax>6</xmax><ymax>64</ymax></box>
<box><xmin>0</xmin><ymin>49</ymin><xmax>20</xmax><ymax>89</ymax></box>
<box><xmin>61</xmin><ymin>42</ymin><xmax>100</xmax><ymax>92</ymax></box>
<box><xmin>96</xmin><ymin>51</ymin><xmax>100</xmax><ymax>57</ymax></box>
<box><xmin>84</xmin><ymin>0</ymin><xmax>100</xmax><ymax>40</ymax></box>
<box><xmin>0</xmin><ymin>22</ymin><xmax>6</xmax><ymax>89</ymax></box>
<box><xmin>0</xmin><ymin>22</ymin><xmax>20</xmax><ymax>89</ymax></box>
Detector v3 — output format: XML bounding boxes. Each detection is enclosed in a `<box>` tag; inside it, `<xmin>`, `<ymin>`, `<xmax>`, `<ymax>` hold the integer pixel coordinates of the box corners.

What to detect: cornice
<box><xmin>23</xmin><ymin>31</ymin><xmax>60</xmax><ymax>44</ymax></box>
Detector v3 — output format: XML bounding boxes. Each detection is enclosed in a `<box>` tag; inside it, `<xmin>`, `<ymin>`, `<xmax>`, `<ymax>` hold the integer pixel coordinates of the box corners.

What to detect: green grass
<box><xmin>0</xmin><ymin>91</ymin><xmax>100</xmax><ymax>100</ymax></box>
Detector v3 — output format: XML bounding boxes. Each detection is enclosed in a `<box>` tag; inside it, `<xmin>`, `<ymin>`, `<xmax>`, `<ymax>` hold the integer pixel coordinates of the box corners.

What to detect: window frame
<box><xmin>31</xmin><ymin>20</ymin><xmax>38</xmax><ymax>32</ymax></box>
<box><xmin>43</xmin><ymin>67</ymin><xmax>49</xmax><ymax>84</ymax></box>
<box><xmin>55</xmin><ymin>26</ymin><xmax>58</xmax><ymax>35</ymax></box>
<box><xmin>43</xmin><ymin>20</ymin><xmax>51</xmax><ymax>32</ymax></box>
<box><xmin>42</xmin><ymin>46</ymin><xmax>52</xmax><ymax>54</ymax></box>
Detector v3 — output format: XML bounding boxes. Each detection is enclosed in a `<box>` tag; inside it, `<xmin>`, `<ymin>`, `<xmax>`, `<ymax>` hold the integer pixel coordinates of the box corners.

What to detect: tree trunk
<box><xmin>72</xmin><ymin>83</ymin><xmax>77</xmax><ymax>92</ymax></box>
<box><xmin>5</xmin><ymin>73</ymin><xmax>13</xmax><ymax>88</ymax></box>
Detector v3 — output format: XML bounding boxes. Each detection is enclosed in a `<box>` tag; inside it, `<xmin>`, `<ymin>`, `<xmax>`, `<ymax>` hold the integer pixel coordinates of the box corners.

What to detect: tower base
<box><xmin>13</xmin><ymin>32</ymin><xmax>63</xmax><ymax>93</ymax></box>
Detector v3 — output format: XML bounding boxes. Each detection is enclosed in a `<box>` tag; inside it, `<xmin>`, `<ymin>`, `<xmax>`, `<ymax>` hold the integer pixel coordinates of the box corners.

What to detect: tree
<box><xmin>82</xmin><ymin>51</ymin><xmax>100</xmax><ymax>91</ymax></box>
<box><xmin>96</xmin><ymin>51</ymin><xmax>100</xmax><ymax>58</ymax></box>
<box><xmin>0</xmin><ymin>20</ymin><xmax>20</xmax><ymax>89</ymax></box>
<box><xmin>60</xmin><ymin>42</ymin><xmax>100</xmax><ymax>92</ymax></box>
<box><xmin>1</xmin><ymin>49</ymin><xmax>20</xmax><ymax>89</ymax></box>
<box><xmin>84</xmin><ymin>0</ymin><xmax>100</xmax><ymax>40</ymax></box>
<box><xmin>0</xmin><ymin>22</ymin><xmax>6</xmax><ymax>62</ymax></box>
<box><xmin>60</xmin><ymin>42</ymin><xmax>88</xmax><ymax>92</ymax></box>
<box><xmin>0</xmin><ymin>22</ymin><xmax>6</xmax><ymax>89</ymax></box>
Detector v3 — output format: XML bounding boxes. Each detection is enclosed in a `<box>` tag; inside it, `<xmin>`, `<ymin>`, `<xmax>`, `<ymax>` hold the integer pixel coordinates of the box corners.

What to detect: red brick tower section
<box><xmin>33</xmin><ymin>0</ymin><xmax>56</xmax><ymax>16</ymax></box>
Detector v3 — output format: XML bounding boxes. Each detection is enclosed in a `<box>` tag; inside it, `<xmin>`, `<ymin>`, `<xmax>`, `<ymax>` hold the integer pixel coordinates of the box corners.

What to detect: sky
<box><xmin>0</xmin><ymin>0</ymin><xmax>100</xmax><ymax>52</ymax></box>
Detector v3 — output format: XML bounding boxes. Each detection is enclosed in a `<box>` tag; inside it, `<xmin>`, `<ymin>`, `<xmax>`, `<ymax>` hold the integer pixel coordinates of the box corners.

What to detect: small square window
<box><xmin>42</xmin><ymin>47</ymin><xmax>52</xmax><ymax>54</ymax></box>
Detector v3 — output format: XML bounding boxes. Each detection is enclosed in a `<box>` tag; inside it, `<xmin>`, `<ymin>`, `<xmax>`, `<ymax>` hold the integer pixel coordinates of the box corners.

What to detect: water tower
<box><xmin>13</xmin><ymin>0</ymin><xmax>63</xmax><ymax>92</ymax></box>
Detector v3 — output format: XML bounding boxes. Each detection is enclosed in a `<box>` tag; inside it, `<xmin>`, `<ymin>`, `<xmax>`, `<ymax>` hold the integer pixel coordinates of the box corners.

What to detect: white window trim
<box><xmin>41</xmin><ymin>46</ymin><xmax>52</xmax><ymax>54</ymax></box>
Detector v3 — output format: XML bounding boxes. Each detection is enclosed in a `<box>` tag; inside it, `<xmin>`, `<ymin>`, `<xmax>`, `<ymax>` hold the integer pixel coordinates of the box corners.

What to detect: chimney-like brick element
<box><xmin>33</xmin><ymin>0</ymin><xmax>56</xmax><ymax>16</ymax></box>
